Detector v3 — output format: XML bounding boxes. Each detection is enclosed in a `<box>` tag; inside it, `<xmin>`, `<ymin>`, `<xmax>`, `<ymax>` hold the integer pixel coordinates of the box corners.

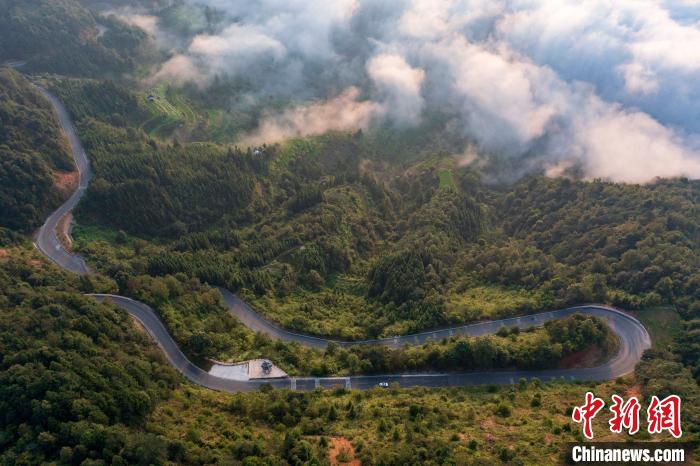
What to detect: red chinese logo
<box><xmin>647</xmin><ymin>395</ymin><xmax>682</xmax><ymax>438</ymax></box>
<box><xmin>571</xmin><ymin>393</ymin><xmax>682</xmax><ymax>439</ymax></box>
<box><xmin>609</xmin><ymin>394</ymin><xmax>640</xmax><ymax>435</ymax></box>
<box><xmin>572</xmin><ymin>391</ymin><xmax>606</xmax><ymax>439</ymax></box>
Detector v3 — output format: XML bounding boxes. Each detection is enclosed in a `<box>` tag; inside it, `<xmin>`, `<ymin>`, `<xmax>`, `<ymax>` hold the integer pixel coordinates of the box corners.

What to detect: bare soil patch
<box><xmin>480</xmin><ymin>417</ymin><xmax>496</xmax><ymax>430</ymax></box>
<box><xmin>558</xmin><ymin>345</ymin><xmax>604</xmax><ymax>369</ymax></box>
<box><xmin>53</xmin><ymin>170</ymin><xmax>79</xmax><ymax>198</ymax></box>
<box><xmin>131</xmin><ymin>316</ymin><xmax>148</xmax><ymax>335</ymax></box>
<box><xmin>56</xmin><ymin>212</ymin><xmax>73</xmax><ymax>251</ymax></box>
<box><xmin>625</xmin><ymin>384</ymin><xmax>642</xmax><ymax>399</ymax></box>
<box><xmin>329</xmin><ymin>437</ymin><xmax>360</xmax><ymax>466</ymax></box>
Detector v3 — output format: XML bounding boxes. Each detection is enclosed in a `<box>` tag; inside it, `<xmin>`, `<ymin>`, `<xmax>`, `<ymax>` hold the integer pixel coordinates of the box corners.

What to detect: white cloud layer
<box><xmin>240</xmin><ymin>87</ymin><xmax>385</xmax><ymax>146</ymax></box>
<box><xmin>143</xmin><ymin>0</ymin><xmax>700</xmax><ymax>183</ymax></box>
<box><xmin>367</xmin><ymin>53</ymin><xmax>425</xmax><ymax>125</ymax></box>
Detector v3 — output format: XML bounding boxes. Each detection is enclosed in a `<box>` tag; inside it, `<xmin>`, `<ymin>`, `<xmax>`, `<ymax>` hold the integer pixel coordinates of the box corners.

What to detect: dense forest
<box><xmin>0</xmin><ymin>68</ymin><xmax>73</xmax><ymax>234</ymax></box>
<box><xmin>56</xmin><ymin>77</ymin><xmax>700</xmax><ymax>339</ymax></box>
<box><xmin>0</xmin><ymin>0</ymin><xmax>150</xmax><ymax>77</ymax></box>
<box><xmin>44</xmin><ymin>77</ymin><xmax>699</xmax><ymax>393</ymax></box>
<box><xmin>1</xmin><ymin>245</ymin><xmax>698</xmax><ymax>464</ymax></box>
<box><xmin>1</xmin><ymin>1</ymin><xmax>699</xmax><ymax>463</ymax></box>
<box><xmin>44</xmin><ymin>75</ymin><xmax>700</xmax><ymax>441</ymax></box>
<box><xmin>0</xmin><ymin>249</ymin><xmax>180</xmax><ymax>464</ymax></box>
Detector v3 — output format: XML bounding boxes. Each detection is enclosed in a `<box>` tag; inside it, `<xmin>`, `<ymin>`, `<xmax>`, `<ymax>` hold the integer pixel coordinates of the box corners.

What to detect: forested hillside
<box><xmin>499</xmin><ymin>177</ymin><xmax>699</xmax><ymax>309</ymax></box>
<box><xmin>0</xmin><ymin>249</ymin><xmax>180</xmax><ymax>464</ymax></box>
<box><xmin>0</xmin><ymin>68</ymin><xmax>73</xmax><ymax>234</ymax></box>
<box><xmin>42</xmin><ymin>78</ymin><xmax>699</xmax><ymax>413</ymax></box>
<box><xmin>55</xmin><ymin>78</ymin><xmax>700</xmax><ymax>344</ymax></box>
<box><xmin>4</xmin><ymin>247</ymin><xmax>667</xmax><ymax>465</ymax></box>
<box><xmin>1</xmin><ymin>1</ymin><xmax>699</xmax><ymax>464</ymax></box>
<box><xmin>0</xmin><ymin>0</ymin><xmax>149</xmax><ymax>77</ymax></box>
<box><xmin>0</xmin><ymin>243</ymin><xmax>693</xmax><ymax>465</ymax></box>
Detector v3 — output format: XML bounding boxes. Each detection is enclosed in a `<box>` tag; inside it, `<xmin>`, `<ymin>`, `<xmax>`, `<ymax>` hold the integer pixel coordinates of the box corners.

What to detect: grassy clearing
<box><xmin>271</xmin><ymin>138</ymin><xmax>323</xmax><ymax>172</ymax></box>
<box><xmin>249</xmin><ymin>288</ymin><xmax>371</xmax><ymax>340</ymax></box>
<box><xmin>72</xmin><ymin>222</ymin><xmax>122</xmax><ymax>246</ymax></box>
<box><xmin>204</xmin><ymin>108</ymin><xmax>250</xmax><ymax>142</ymax></box>
<box><xmin>633</xmin><ymin>306</ymin><xmax>681</xmax><ymax>350</ymax></box>
<box><xmin>140</xmin><ymin>83</ymin><xmax>196</xmax><ymax>137</ymax></box>
<box><xmin>438</xmin><ymin>169</ymin><xmax>457</xmax><ymax>190</ymax></box>
<box><xmin>137</xmin><ymin>83</ymin><xmax>256</xmax><ymax>142</ymax></box>
<box><xmin>445</xmin><ymin>285</ymin><xmax>551</xmax><ymax>323</ymax></box>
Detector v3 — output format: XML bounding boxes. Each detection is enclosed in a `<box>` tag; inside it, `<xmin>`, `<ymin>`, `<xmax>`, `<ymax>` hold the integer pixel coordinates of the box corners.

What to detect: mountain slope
<box><xmin>0</xmin><ymin>68</ymin><xmax>73</xmax><ymax>234</ymax></box>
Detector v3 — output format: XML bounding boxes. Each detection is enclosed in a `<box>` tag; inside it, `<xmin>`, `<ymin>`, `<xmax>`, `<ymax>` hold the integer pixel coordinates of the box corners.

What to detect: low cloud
<box><xmin>103</xmin><ymin>8</ymin><xmax>177</xmax><ymax>49</ymax></box>
<box><xmin>572</xmin><ymin>99</ymin><xmax>700</xmax><ymax>183</ymax></box>
<box><xmin>113</xmin><ymin>13</ymin><xmax>159</xmax><ymax>36</ymax></box>
<box><xmin>149</xmin><ymin>54</ymin><xmax>203</xmax><ymax>86</ymax></box>
<box><xmin>188</xmin><ymin>24</ymin><xmax>287</xmax><ymax>75</ymax></box>
<box><xmin>142</xmin><ymin>0</ymin><xmax>700</xmax><ymax>183</ymax></box>
<box><xmin>367</xmin><ymin>53</ymin><xmax>425</xmax><ymax>125</ymax></box>
<box><xmin>618</xmin><ymin>62</ymin><xmax>659</xmax><ymax>95</ymax></box>
<box><xmin>239</xmin><ymin>87</ymin><xmax>385</xmax><ymax>146</ymax></box>
<box><xmin>455</xmin><ymin>142</ymin><xmax>480</xmax><ymax>167</ymax></box>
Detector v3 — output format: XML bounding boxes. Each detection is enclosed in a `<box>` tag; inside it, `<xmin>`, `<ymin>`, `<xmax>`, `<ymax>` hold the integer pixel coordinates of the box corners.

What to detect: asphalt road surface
<box><xmin>34</xmin><ymin>89</ymin><xmax>652</xmax><ymax>392</ymax></box>
<box><xmin>33</xmin><ymin>87</ymin><xmax>91</xmax><ymax>275</ymax></box>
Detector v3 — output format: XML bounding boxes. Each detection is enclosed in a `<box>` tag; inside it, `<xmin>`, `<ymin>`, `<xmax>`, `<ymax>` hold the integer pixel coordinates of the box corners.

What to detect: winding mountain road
<box><xmin>34</xmin><ymin>87</ymin><xmax>652</xmax><ymax>392</ymax></box>
<box><xmin>33</xmin><ymin>88</ymin><xmax>91</xmax><ymax>275</ymax></box>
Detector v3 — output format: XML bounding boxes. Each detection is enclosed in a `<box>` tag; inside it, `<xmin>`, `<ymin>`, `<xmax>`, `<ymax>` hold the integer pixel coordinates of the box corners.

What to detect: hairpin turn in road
<box><xmin>34</xmin><ymin>87</ymin><xmax>651</xmax><ymax>392</ymax></box>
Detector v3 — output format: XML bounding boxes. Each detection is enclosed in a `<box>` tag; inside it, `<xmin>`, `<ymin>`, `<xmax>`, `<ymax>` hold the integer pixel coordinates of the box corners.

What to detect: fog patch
<box><xmin>142</xmin><ymin>0</ymin><xmax>700</xmax><ymax>183</ymax></box>
<box><xmin>367</xmin><ymin>53</ymin><xmax>425</xmax><ymax>125</ymax></box>
<box><xmin>239</xmin><ymin>87</ymin><xmax>385</xmax><ymax>146</ymax></box>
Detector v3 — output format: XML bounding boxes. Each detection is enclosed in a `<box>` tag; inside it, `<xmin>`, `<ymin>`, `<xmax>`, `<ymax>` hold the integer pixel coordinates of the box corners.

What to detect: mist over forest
<box><xmin>1</xmin><ymin>1</ymin><xmax>700</xmax><ymax>464</ymax></box>
<box><xmin>99</xmin><ymin>0</ymin><xmax>700</xmax><ymax>183</ymax></box>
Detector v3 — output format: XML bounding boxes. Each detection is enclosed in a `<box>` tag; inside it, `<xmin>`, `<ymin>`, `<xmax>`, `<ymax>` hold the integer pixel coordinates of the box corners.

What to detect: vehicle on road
<box><xmin>379</xmin><ymin>382</ymin><xmax>389</xmax><ymax>388</ymax></box>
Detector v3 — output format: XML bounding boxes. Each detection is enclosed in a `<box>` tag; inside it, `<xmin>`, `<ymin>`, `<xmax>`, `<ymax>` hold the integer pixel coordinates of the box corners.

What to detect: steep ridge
<box><xmin>33</xmin><ymin>87</ymin><xmax>652</xmax><ymax>392</ymax></box>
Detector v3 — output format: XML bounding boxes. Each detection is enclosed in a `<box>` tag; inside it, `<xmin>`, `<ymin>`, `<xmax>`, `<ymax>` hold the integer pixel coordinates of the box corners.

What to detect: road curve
<box><xmin>35</xmin><ymin>88</ymin><xmax>652</xmax><ymax>392</ymax></box>
<box><xmin>33</xmin><ymin>87</ymin><xmax>91</xmax><ymax>275</ymax></box>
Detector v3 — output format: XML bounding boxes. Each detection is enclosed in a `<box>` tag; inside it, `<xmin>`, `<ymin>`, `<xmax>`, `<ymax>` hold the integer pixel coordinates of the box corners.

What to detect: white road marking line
<box><xmin>345</xmin><ymin>378</ymin><xmax>351</xmax><ymax>389</ymax></box>
<box><xmin>291</xmin><ymin>378</ymin><xmax>296</xmax><ymax>390</ymax></box>
<box><xmin>314</xmin><ymin>378</ymin><xmax>320</xmax><ymax>388</ymax></box>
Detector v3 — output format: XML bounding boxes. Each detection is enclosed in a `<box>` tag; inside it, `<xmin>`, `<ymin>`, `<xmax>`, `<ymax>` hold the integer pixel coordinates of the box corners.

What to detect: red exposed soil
<box><xmin>131</xmin><ymin>316</ymin><xmax>148</xmax><ymax>335</ymax></box>
<box><xmin>53</xmin><ymin>170</ymin><xmax>79</xmax><ymax>198</ymax></box>
<box><xmin>56</xmin><ymin>212</ymin><xmax>73</xmax><ymax>251</ymax></box>
<box><xmin>625</xmin><ymin>385</ymin><xmax>642</xmax><ymax>399</ymax></box>
<box><xmin>558</xmin><ymin>345</ymin><xmax>604</xmax><ymax>369</ymax></box>
<box><xmin>329</xmin><ymin>437</ymin><xmax>360</xmax><ymax>466</ymax></box>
